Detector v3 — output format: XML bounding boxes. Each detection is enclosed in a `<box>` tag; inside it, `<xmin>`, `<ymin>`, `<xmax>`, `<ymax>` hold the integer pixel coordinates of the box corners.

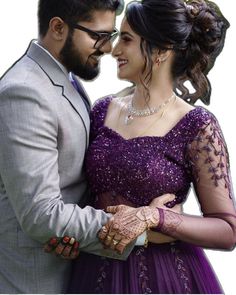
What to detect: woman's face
<box><xmin>112</xmin><ymin>18</ymin><xmax>146</xmax><ymax>83</ymax></box>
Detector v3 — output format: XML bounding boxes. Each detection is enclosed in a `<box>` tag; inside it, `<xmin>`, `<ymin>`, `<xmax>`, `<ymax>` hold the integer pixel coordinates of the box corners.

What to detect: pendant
<box><xmin>125</xmin><ymin>114</ymin><xmax>133</xmax><ymax>125</ymax></box>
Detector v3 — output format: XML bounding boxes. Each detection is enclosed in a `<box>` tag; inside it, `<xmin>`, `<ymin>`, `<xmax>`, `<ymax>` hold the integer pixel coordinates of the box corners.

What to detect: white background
<box><xmin>0</xmin><ymin>1</ymin><xmax>235</xmax><ymax>294</ymax></box>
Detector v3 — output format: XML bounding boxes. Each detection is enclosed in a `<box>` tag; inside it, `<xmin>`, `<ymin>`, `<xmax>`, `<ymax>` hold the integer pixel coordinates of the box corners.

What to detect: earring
<box><xmin>156</xmin><ymin>59</ymin><xmax>161</xmax><ymax>67</ymax></box>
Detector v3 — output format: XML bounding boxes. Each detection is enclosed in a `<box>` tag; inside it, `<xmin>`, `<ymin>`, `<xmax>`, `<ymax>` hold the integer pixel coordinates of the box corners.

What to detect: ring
<box><xmin>62</xmin><ymin>236</ymin><xmax>70</xmax><ymax>244</ymax></box>
<box><xmin>69</xmin><ymin>237</ymin><xmax>75</xmax><ymax>245</ymax></box>
<box><xmin>106</xmin><ymin>236</ymin><xmax>112</xmax><ymax>241</ymax></box>
<box><xmin>112</xmin><ymin>240</ymin><xmax>119</xmax><ymax>246</ymax></box>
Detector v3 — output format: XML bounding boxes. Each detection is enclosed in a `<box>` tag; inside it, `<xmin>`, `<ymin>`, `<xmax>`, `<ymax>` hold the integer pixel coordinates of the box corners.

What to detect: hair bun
<box><xmin>186</xmin><ymin>0</ymin><xmax>229</xmax><ymax>56</ymax></box>
<box><xmin>184</xmin><ymin>2</ymin><xmax>200</xmax><ymax>19</ymax></box>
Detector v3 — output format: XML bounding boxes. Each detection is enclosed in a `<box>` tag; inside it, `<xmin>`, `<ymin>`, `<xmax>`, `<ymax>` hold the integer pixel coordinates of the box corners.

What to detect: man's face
<box><xmin>60</xmin><ymin>10</ymin><xmax>116</xmax><ymax>80</ymax></box>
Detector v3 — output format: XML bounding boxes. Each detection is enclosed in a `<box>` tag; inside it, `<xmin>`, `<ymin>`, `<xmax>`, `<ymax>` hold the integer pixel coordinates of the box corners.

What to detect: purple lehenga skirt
<box><xmin>68</xmin><ymin>241</ymin><xmax>223</xmax><ymax>294</ymax></box>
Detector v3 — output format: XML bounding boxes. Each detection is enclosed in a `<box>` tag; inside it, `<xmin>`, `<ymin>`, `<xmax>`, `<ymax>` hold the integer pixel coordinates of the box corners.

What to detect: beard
<box><xmin>60</xmin><ymin>31</ymin><xmax>103</xmax><ymax>80</ymax></box>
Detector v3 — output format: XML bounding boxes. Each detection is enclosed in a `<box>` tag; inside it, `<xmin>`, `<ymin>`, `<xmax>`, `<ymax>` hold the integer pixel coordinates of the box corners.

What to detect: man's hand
<box><xmin>43</xmin><ymin>236</ymin><xmax>80</xmax><ymax>259</ymax></box>
<box><xmin>98</xmin><ymin>205</ymin><xmax>160</xmax><ymax>254</ymax></box>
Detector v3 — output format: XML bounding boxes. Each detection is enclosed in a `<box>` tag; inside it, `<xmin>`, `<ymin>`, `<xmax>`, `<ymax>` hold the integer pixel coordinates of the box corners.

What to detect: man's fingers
<box><xmin>44</xmin><ymin>244</ymin><xmax>53</xmax><ymax>253</ymax></box>
<box><xmin>55</xmin><ymin>243</ymin><xmax>66</xmax><ymax>255</ymax></box>
<box><xmin>54</xmin><ymin>236</ymin><xmax>76</xmax><ymax>256</ymax></box>
<box><xmin>43</xmin><ymin>236</ymin><xmax>80</xmax><ymax>258</ymax></box>
<box><xmin>44</xmin><ymin>237</ymin><xmax>60</xmax><ymax>253</ymax></box>
<box><xmin>69</xmin><ymin>249</ymin><xmax>80</xmax><ymax>259</ymax></box>
<box><xmin>61</xmin><ymin>245</ymin><xmax>73</xmax><ymax>258</ymax></box>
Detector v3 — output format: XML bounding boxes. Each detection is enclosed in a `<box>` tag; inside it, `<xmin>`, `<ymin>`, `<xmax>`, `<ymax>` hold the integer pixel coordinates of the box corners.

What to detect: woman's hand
<box><xmin>148</xmin><ymin>193</ymin><xmax>182</xmax><ymax>244</ymax></box>
<box><xmin>98</xmin><ymin>205</ymin><xmax>160</xmax><ymax>254</ymax></box>
<box><xmin>149</xmin><ymin>193</ymin><xmax>182</xmax><ymax>214</ymax></box>
<box><xmin>98</xmin><ymin>194</ymin><xmax>182</xmax><ymax>253</ymax></box>
<box><xmin>43</xmin><ymin>236</ymin><xmax>80</xmax><ymax>259</ymax></box>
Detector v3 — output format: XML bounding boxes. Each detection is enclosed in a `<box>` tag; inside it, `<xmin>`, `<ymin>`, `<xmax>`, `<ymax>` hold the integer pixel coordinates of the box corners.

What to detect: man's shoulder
<box><xmin>1</xmin><ymin>55</ymin><xmax>40</xmax><ymax>87</ymax></box>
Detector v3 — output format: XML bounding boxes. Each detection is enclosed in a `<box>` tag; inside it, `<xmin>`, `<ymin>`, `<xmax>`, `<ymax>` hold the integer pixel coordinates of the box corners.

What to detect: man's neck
<box><xmin>35</xmin><ymin>40</ymin><xmax>69</xmax><ymax>76</ymax></box>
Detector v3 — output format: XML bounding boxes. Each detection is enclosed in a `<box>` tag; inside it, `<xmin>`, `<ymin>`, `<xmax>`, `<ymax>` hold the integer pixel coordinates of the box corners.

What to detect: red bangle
<box><xmin>154</xmin><ymin>207</ymin><xmax>165</xmax><ymax>232</ymax></box>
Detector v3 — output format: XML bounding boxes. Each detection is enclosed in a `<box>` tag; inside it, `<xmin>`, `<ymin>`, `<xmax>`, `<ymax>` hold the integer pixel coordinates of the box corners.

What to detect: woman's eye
<box><xmin>122</xmin><ymin>37</ymin><xmax>132</xmax><ymax>42</ymax></box>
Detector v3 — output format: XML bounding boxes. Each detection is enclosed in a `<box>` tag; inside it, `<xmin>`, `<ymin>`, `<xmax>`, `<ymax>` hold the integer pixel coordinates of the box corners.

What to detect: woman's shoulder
<box><xmin>91</xmin><ymin>87</ymin><xmax>134</xmax><ymax>117</ymax></box>
<box><xmin>92</xmin><ymin>95</ymin><xmax>113</xmax><ymax>111</ymax></box>
<box><xmin>177</xmin><ymin>96</ymin><xmax>216</xmax><ymax>125</ymax></box>
<box><xmin>188</xmin><ymin>105</ymin><xmax>218</xmax><ymax>129</ymax></box>
<box><xmin>173</xmin><ymin>98</ymin><xmax>220</xmax><ymax>141</ymax></box>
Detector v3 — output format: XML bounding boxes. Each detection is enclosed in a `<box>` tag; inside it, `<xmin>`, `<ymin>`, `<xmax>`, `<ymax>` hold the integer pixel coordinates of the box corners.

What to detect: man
<box><xmin>0</xmin><ymin>0</ymin><xmax>135</xmax><ymax>293</ymax></box>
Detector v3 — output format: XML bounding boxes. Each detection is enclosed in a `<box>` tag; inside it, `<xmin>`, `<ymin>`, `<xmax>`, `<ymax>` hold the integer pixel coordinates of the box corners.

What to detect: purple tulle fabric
<box><xmin>68</xmin><ymin>96</ymin><xmax>226</xmax><ymax>294</ymax></box>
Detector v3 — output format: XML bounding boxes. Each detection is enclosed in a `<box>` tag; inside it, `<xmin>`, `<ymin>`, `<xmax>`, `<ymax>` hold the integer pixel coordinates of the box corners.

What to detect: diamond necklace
<box><xmin>125</xmin><ymin>92</ymin><xmax>176</xmax><ymax>125</ymax></box>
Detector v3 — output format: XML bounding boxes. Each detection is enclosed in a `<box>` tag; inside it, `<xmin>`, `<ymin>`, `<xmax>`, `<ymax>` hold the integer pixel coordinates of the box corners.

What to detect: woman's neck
<box><xmin>132</xmin><ymin>78</ymin><xmax>174</xmax><ymax>110</ymax></box>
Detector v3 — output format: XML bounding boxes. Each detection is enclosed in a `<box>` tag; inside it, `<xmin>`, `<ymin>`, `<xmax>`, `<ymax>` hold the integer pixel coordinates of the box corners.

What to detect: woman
<box><xmin>49</xmin><ymin>0</ymin><xmax>236</xmax><ymax>293</ymax></box>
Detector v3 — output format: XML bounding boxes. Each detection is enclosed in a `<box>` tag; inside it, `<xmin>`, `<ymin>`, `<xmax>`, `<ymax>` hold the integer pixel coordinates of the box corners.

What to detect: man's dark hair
<box><xmin>38</xmin><ymin>0</ymin><xmax>124</xmax><ymax>37</ymax></box>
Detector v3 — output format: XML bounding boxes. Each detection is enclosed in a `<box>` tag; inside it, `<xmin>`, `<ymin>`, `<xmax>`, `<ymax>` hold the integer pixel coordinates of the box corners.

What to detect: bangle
<box><xmin>153</xmin><ymin>208</ymin><xmax>164</xmax><ymax>232</ymax></box>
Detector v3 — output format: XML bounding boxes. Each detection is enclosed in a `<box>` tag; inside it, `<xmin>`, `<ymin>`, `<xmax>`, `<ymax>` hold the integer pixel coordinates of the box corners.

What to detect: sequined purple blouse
<box><xmin>85</xmin><ymin>96</ymin><xmax>233</xmax><ymax>210</ymax></box>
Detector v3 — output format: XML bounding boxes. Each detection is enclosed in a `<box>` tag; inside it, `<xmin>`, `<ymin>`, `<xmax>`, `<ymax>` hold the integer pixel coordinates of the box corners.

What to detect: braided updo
<box><xmin>126</xmin><ymin>0</ymin><xmax>230</xmax><ymax>105</ymax></box>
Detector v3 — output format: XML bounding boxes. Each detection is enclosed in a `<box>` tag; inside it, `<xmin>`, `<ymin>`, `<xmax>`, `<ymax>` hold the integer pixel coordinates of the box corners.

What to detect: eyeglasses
<box><xmin>70</xmin><ymin>23</ymin><xmax>118</xmax><ymax>49</ymax></box>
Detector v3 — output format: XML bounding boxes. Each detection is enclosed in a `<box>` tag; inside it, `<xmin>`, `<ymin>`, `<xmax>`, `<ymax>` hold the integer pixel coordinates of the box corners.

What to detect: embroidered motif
<box><xmin>187</xmin><ymin>118</ymin><xmax>232</xmax><ymax>198</ymax></box>
<box><xmin>95</xmin><ymin>257</ymin><xmax>110</xmax><ymax>293</ymax></box>
<box><xmin>171</xmin><ymin>243</ymin><xmax>191</xmax><ymax>293</ymax></box>
<box><xmin>136</xmin><ymin>247</ymin><xmax>152</xmax><ymax>294</ymax></box>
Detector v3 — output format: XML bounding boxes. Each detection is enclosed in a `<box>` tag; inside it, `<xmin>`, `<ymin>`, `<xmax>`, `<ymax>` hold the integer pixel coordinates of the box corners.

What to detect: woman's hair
<box><xmin>126</xmin><ymin>0</ymin><xmax>230</xmax><ymax>105</ymax></box>
<box><xmin>38</xmin><ymin>0</ymin><xmax>124</xmax><ymax>38</ymax></box>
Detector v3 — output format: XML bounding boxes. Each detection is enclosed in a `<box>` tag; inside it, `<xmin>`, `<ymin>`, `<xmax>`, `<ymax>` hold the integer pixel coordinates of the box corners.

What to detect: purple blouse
<box><xmin>85</xmin><ymin>96</ymin><xmax>234</xmax><ymax>218</ymax></box>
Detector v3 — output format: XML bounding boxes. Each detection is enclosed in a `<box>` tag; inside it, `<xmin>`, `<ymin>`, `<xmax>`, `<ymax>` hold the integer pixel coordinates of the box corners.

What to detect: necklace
<box><xmin>125</xmin><ymin>93</ymin><xmax>176</xmax><ymax>125</ymax></box>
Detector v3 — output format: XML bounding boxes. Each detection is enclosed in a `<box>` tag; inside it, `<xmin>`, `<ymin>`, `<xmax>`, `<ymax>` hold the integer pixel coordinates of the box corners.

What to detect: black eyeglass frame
<box><xmin>70</xmin><ymin>23</ymin><xmax>118</xmax><ymax>49</ymax></box>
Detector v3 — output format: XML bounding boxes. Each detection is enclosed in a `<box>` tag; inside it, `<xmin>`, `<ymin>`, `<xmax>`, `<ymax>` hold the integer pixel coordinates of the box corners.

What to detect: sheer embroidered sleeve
<box><xmin>186</xmin><ymin>113</ymin><xmax>236</xmax><ymax>236</ymax></box>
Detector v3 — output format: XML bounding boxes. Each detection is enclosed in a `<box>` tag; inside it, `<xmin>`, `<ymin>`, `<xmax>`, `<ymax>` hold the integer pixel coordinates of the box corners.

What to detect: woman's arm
<box><xmin>150</xmin><ymin>119</ymin><xmax>236</xmax><ymax>250</ymax></box>
<box><xmin>147</xmin><ymin>230</ymin><xmax>177</xmax><ymax>244</ymax></box>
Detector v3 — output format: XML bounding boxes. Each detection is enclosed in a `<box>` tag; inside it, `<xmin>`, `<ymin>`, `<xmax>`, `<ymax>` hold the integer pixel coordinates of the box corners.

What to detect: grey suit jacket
<box><xmin>0</xmin><ymin>41</ymin><xmax>133</xmax><ymax>293</ymax></box>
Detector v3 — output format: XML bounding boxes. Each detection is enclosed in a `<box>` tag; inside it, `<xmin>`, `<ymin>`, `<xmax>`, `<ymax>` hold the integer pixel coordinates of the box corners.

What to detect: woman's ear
<box><xmin>152</xmin><ymin>49</ymin><xmax>173</xmax><ymax>69</ymax></box>
<box><xmin>158</xmin><ymin>50</ymin><xmax>173</xmax><ymax>63</ymax></box>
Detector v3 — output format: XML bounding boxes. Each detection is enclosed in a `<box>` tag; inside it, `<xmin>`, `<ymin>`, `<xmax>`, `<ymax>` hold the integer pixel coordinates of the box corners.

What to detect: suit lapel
<box><xmin>70</xmin><ymin>72</ymin><xmax>92</xmax><ymax>112</ymax></box>
<box><xmin>26</xmin><ymin>41</ymin><xmax>90</xmax><ymax>147</ymax></box>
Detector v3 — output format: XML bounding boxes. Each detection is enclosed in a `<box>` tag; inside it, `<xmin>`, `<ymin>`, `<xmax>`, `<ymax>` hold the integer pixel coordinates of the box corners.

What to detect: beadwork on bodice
<box><xmin>85</xmin><ymin>96</ymin><xmax>232</xmax><ymax>208</ymax></box>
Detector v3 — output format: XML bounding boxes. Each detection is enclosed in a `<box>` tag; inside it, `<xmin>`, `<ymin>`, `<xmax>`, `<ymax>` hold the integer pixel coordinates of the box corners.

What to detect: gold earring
<box><xmin>156</xmin><ymin>59</ymin><xmax>161</xmax><ymax>67</ymax></box>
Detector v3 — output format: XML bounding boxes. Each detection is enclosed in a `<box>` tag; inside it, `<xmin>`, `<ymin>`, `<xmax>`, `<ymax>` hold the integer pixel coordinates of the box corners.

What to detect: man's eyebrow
<box><xmin>94</xmin><ymin>29</ymin><xmax>116</xmax><ymax>34</ymax></box>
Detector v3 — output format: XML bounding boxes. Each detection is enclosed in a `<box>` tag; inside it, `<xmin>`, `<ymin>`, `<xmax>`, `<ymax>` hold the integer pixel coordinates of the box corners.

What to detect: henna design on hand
<box><xmin>107</xmin><ymin>205</ymin><xmax>160</xmax><ymax>241</ymax></box>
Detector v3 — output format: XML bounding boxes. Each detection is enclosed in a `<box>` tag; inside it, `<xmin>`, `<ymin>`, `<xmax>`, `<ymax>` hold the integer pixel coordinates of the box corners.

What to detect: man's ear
<box><xmin>48</xmin><ymin>17</ymin><xmax>68</xmax><ymax>41</ymax></box>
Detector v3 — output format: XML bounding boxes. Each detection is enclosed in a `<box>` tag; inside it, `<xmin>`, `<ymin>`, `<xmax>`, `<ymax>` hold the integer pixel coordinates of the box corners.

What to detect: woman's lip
<box><xmin>118</xmin><ymin>60</ymin><xmax>128</xmax><ymax>68</ymax></box>
<box><xmin>119</xmin><ymin>63</ymin><xmax>126</xmax><ymax>68</ymax></box>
